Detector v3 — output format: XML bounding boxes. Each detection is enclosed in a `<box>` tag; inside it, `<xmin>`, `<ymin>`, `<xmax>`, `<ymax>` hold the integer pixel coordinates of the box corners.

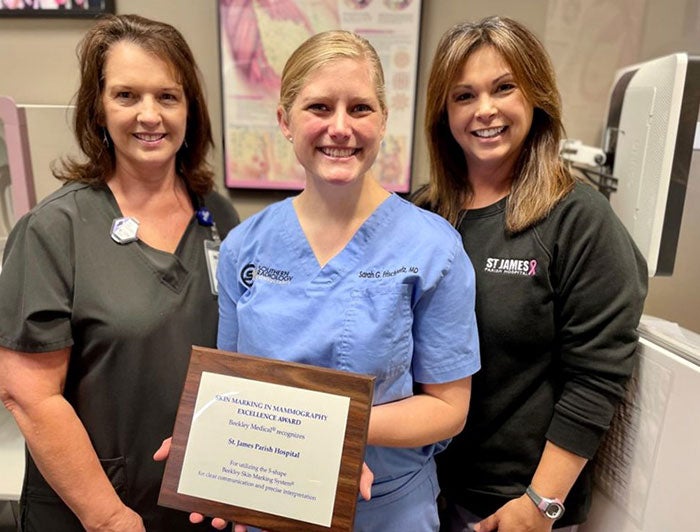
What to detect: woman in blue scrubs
<box><xmin>216</xmin><ymin>30</ymin><xmax>481</xmax><ymax>531</ymax></box>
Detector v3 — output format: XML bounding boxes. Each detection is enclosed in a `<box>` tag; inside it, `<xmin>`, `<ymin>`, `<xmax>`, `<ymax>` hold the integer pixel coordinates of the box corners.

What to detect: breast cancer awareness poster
<box><xmin>219</xmin><ymin>0</ymin><xmax>421</xmax><ymax>192</ymax></box>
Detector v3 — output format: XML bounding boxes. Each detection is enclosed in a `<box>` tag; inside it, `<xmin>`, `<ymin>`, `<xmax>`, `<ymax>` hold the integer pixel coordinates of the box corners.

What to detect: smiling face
<box><xmin>446</xmin><ymin>45</ymin><xmax>534</xmax><ymax>180</ymax></box>
<box><xmin>278</xmin><ymin>57</ymin><xmax>386</xmax><ymax>188</ymax></box>
<box><xmin>101</xmin><ymin>40</ymin><xmax>187</xmax><ymax>177</ymax></box>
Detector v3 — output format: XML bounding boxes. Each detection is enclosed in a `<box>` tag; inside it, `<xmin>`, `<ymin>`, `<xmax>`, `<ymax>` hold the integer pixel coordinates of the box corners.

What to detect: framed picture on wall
<box><xmin>218</xmin><ymin>0</ymin><xmax>422</xmax><ymax>192</ymax></box>
<box><xmin>0</xmin><ymin>1</ymin><xmax>115</xmax><ymax>18</ymax></box>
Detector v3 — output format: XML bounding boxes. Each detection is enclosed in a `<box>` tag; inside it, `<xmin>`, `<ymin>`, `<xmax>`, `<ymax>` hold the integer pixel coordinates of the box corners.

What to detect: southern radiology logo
<box><xmin>484</xmin><ymin>257</ymin><xmax>538</xmax><ymax>276</ymax></box>
<box><xmin>240</xmin><ymin>263</ymin><xmax>293</xmax><ymax>287</ymax></box>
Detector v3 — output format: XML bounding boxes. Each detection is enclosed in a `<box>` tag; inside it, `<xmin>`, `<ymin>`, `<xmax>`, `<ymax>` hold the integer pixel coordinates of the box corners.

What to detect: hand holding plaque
<box><xmin>158</xmin><ymin>347</ymin><xmax>374</xmax><ymax>532</ymax></box>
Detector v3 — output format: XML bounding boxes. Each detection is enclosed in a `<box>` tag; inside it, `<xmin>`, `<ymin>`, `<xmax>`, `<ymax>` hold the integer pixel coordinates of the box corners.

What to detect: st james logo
<box><xmin>485</xmin><ymin>257</ymin><xmax>538</xmax><ymax>276</ymax></box>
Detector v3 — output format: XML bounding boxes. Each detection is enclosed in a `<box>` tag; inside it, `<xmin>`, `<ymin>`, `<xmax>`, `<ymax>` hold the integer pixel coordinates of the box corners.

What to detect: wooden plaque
<box><xmin>159</xmin><ymin>346</ymin><xmax>375</xmax><ymax>531</ymax></box>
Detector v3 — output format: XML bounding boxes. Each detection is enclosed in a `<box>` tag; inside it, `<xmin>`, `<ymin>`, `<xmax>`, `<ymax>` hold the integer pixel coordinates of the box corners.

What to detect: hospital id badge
<box><xmin>203</xmin><ymin>239</ymin><xmax>220</xmax><ymax>295</ymax></box>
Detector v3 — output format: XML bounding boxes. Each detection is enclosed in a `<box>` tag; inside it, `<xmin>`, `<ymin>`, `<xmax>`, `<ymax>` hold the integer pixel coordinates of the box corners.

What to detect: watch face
<box><xmin>544</xmin><ymin>502</ymin><xmax>565</xmax><ymax>519</ymax></box>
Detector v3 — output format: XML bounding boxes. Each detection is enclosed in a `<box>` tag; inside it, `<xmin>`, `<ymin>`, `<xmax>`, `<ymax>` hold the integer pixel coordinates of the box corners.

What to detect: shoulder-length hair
<box><xmin>53</xmin><ymin>14</ymin><xmax>215</xmax><ymax>195</ymax></box>
<box><xmin>417</xmin><ymin>16</ymin><xmax>574</xmax><ymax>232</ymax></box>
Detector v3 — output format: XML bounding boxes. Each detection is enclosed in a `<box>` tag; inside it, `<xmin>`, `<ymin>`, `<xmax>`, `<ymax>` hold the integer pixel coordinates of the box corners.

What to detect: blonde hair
<box><xmin>417</xmin><ymin>16</ymin><xmax>574</xmax><ymax>232</ymax></box>
<box><xmin>279</xmin><ymin>30</ymin><xmax>387</xmax><ymax>119</ymax></box>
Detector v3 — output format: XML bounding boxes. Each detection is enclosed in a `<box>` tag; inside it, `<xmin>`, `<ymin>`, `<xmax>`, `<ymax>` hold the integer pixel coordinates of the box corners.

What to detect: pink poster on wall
<box><xmin>219</xmin><ymin>0</ymin><xmax>422</xmax><ymax>192</ymax></box>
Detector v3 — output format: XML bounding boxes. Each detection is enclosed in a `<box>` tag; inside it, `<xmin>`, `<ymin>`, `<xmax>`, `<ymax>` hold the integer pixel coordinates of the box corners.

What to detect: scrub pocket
<box><xmin>354</xmin><ymin>459</ymin><xmax>440</xmax><ymax>532</ymax></box>
<box><xmin>339</xmin><ymin>283</ymin><xmax>412</xmax><ymax>380</ymax></box>
<box><xmin>99</xmin><ymin>456</ymin><xmax>128</xmax><ymax>502</ymax></box>
<box><xmin>19</xmin><ymin>456</ymin><xmax>128</xmax><ymax>532</ymax></box>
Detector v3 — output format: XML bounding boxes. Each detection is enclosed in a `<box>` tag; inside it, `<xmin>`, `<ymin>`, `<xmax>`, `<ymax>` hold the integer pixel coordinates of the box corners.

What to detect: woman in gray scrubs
<box><xmin>0</xmin><ymin>14</ymin><xmax>238</xmax><ymax>532</ymax></box>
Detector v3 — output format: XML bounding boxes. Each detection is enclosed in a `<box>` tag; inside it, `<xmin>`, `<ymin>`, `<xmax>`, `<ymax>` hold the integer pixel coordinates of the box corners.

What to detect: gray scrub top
<box><xmin>0</xmin><ymin>181</ymin><xmax>239</xmax><ymax>531</ymax></box>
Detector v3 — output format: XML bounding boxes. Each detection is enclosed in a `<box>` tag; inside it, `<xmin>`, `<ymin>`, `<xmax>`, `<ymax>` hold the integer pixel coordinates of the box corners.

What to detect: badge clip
<box><xmin>110</xmin><ymin>217</ymin><xmax>140</xmax><ymax>244</ymax></box>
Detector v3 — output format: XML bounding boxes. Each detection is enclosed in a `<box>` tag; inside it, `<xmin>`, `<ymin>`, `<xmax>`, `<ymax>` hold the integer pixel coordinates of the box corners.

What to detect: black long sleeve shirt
<box><xmin>436</xmin><ymin>182</ymin><xmax>648</xmax><ymax>526</ymax></box>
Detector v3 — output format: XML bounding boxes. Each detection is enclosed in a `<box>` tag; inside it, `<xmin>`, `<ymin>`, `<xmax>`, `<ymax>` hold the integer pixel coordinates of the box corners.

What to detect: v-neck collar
<box><xmin>279</xmin><ymin>194</ymin><xmax>398</xmax><ymax>283</ymax></box>
<box><xmin>101</xmin><ymin>184</ymin><xmax>196</xmax><ymax>292</ymax></box>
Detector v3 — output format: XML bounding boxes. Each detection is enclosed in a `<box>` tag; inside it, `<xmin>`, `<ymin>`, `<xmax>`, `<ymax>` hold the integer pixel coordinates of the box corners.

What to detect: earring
<box><xmin>102</xmin><ymin>128</ymin><xmax>110</xmax><ymax>148</ymax></box>
<box><xmin>287</xmin><ymin>136</ymin><xmax>293</xmax><ymax>143</ymax></box>
<box><xmin>183</xmin><ymin>139</ymin><xmax>189</xmax><ymax>149</ymax></box>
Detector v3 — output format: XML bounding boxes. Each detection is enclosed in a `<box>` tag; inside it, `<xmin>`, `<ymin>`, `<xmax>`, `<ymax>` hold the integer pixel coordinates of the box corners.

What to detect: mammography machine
<box><xmin>564</xmin><ymin>52</ymin><xmax>700</xmax><ymax>531</ymax></box>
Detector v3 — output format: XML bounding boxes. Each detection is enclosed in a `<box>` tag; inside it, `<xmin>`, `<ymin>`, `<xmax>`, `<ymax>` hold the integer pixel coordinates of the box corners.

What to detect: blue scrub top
<box><xmin>217</xmin><ymin>193</ymin><xmax>480</xmax><ymax>496</ymax></box>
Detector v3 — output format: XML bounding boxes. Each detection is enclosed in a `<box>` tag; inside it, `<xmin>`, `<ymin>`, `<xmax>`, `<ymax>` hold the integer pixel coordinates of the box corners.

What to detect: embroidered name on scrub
<box><xmin>485</xmin><ymin>257</ymin><xmax>538</xmax><ymax>276</ymax></box>
<box><xmin>358</xmin><ymin>266</ymin><xmax>419</xmax><ymax>279</ymax></box>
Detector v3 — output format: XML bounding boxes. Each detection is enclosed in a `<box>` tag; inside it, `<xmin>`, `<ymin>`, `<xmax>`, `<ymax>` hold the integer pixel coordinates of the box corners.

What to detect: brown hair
<box><xmin>53</xmin><ymin>14</ymin><xmax>215</xmax><ymax>195</ymax></box>
<box><xmin>278</xmin><ymin>30</ymin><xmax>387</xmax><ymax>120</ymax></box>
<box><xmin>416</xmin><ymin>16</ymin><xmax>574</xmax><ymax>232</ymax></box>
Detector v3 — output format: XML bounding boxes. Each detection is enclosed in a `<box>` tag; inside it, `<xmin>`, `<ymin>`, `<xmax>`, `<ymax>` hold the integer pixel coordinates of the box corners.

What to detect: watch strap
<box><xmin>525</xmin><ymin>485</ymin><xmax>565</xmax><ymax>519</ymax></box>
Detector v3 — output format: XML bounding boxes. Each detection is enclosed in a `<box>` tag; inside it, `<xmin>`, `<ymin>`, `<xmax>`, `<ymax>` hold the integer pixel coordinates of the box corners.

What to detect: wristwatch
<box><xmin>525</xmin><ymin>485</ymin><xmax>565</xmax><ymax>520</ymax></box>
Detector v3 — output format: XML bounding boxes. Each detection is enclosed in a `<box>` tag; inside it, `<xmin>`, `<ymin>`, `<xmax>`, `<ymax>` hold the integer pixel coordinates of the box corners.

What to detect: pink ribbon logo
<box><xmin>528</xmin><ymin>259</ymin><xmax>537</xmax><ymax>276</ymax></box>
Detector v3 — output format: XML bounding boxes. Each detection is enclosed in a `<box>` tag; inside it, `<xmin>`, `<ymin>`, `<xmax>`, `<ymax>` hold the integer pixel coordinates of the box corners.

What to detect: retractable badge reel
<box><xmin>197</xmin><ymin>206</ymin><xmax>221</xmax><ymax>296</ymax></box>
